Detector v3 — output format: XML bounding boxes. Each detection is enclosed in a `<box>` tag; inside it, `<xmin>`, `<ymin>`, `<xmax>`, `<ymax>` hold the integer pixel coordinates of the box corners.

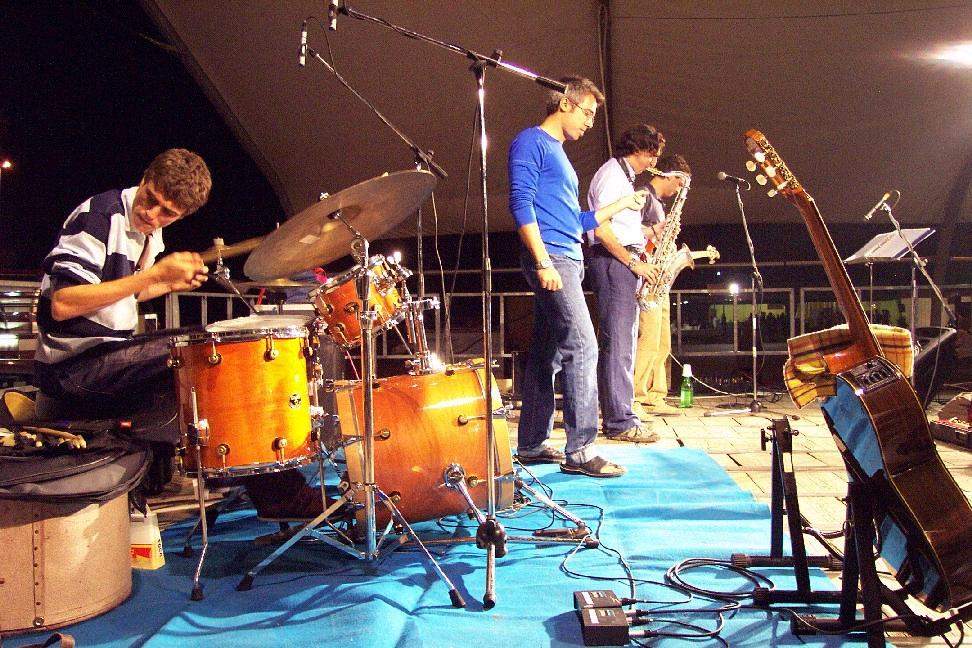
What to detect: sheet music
<box><xmin>844</xmin><ymin>228</ymin><xmax>935</xmax><ymax>264</ymax></box>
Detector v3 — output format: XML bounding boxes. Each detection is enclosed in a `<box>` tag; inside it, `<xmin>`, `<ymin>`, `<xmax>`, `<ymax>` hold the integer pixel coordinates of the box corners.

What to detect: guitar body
<box><xmin>743</xmin><ymin>129</ymin><xmax>972</xmax><ymax>612</ymax></box>
<box><xmin>821</xmin><ymin>357</ymin><xmax>972</xmax><ymax>610</ymax></box>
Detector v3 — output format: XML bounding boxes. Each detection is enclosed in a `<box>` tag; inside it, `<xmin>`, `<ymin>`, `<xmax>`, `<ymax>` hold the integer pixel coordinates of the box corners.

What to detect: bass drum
<box><xmin>170</xmin><ymin>315</ymin><xmax>314</xmax><ymax>477</ymax></box>
<box><xmin>332</xmin><ymin>361</ymin><xmax>513</xmax><ymax>527</ymax></box>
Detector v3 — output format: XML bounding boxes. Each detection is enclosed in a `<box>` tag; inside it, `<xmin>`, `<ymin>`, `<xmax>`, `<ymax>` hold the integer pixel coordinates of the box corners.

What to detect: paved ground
<box><xmin>503</xmin><ymin>390</ymin><xmax>972</xmax><ymax>647</ymax></box>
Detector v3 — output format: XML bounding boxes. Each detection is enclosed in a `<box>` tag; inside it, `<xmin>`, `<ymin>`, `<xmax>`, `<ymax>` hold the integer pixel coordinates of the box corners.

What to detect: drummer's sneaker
<box><xmin>515</xmin><ymin>444</ymin><xmax>566</xmax><ymax>465</ymax></box>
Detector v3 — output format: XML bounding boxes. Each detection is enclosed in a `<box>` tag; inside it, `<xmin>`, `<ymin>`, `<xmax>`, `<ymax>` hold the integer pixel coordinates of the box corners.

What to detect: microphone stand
<box><xmin>331</xmin><ymin>1</ymin><xmax>568</xmax><ymax>609</ymax></box>
<box><xmin>707</xmin><ymin>182</ymin><xmax>765</xmax><ymax>416</ymax></box>
<box><xmin>303</xmin><ymin>43</ymin><xmax>447</xmax><ymax>306</ymax></box>
<box><xmin>876</xmin><ymin>202</ymin><xmax>957</xmax><ymax>331</ymax></box>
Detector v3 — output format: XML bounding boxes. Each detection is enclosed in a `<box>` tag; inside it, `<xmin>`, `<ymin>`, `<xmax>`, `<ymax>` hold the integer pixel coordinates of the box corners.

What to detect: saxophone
<box><xmin>637</xmin><ymin>169</ymin><xmax>691</xmax><ymax>311</ymax></box>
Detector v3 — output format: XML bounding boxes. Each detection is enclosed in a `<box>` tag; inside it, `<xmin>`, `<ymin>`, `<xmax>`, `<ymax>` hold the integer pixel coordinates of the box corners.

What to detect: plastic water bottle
<box><xmin>679</xmin><ymin>363</ymin><xmax>694</xmax><ymax>408</ymax></box>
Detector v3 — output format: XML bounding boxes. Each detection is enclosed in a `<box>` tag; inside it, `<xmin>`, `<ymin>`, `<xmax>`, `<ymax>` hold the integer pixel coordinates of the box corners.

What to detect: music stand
<box><xmin>844</xmin><ymin>227</ymin><xmax>934</xmax><ymax>344</ymax></box>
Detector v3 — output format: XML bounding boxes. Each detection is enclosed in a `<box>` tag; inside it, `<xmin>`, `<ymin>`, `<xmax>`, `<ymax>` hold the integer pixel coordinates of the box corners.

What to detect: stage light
<box><xmin>926</xmin><ymin>42</ymin><xmax>972</xmax><ymax>66</ymax></box>
<box><xmin>1</xmin><ymin>160</ymin><xmax>11</xmax><ymax>170</ymax></box>
<box><xmin>729</xmin><ymin>282</ymin><xmax>740</xmax><ymax>296</ymax></box>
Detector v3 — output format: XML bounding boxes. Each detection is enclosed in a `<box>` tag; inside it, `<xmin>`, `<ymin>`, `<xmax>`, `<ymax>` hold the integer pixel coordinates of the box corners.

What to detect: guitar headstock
<box><xmin>743</xmin><ymin>129</ymin><xmax>805</xmax><ymax>200</ymax></box>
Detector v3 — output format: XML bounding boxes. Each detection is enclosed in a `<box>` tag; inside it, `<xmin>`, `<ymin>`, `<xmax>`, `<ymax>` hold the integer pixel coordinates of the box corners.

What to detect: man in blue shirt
<box><xmin>509</xmin><ymin>76</ymin><xmax>648</xmax><ymax>478</ymax></box>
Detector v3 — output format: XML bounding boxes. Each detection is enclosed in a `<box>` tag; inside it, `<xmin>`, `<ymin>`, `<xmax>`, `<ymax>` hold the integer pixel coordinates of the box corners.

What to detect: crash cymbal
<box><xmin>244</xmin><ymin>170</ymin><xmax>436</xmax><ymax>281</ymax></box>
<box><xmin>199</xmin><ymin>235</ymin><xmax>265</xmax><ymax>264</ymax></box>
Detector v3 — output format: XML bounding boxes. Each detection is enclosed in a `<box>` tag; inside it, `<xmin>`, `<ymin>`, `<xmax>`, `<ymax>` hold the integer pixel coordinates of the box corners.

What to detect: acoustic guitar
<box><xmin>743</xmin><ymin>130</ymin><xmax>971</xmax><ymax>611</ymax></box>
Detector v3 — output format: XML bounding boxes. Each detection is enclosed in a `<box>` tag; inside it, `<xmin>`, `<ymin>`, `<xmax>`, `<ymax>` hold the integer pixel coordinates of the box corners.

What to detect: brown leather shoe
<box><xmin>515</xmin><ymin>445</ymin><xmax>566</xmax><ymax>464</ymax></box>
<box><xmin>560</xmin><ymin>456</ymin><xmax>626</xmax><ymax>478</ymax></box>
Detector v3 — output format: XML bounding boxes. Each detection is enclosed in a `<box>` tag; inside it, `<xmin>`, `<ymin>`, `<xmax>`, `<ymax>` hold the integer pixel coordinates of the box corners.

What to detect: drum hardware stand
<box><xmin>208</xmin><ymin>238</ymin><xmax>258</xmax><ymax>316</ymax></box>
<box><xmin>186</xmin><ymin>388</ymin><xmax>211</xmax><ymax>601</ymax></box>
<box><xmin>324</xmin><ymin>2</ymin><xmax>567</xmax><ymax>608</ymax></box>
<box><xmin>733</xmin><ymin>418</ymin><xmax>844</xmax><ymax>606</ymax></box>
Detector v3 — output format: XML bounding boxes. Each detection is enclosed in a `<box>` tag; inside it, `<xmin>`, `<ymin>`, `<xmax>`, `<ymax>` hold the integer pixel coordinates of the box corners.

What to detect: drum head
<box><xmin>205</xmin><ymin>314</ymin><xmax>310</xmax><ymax>337</ymax></box>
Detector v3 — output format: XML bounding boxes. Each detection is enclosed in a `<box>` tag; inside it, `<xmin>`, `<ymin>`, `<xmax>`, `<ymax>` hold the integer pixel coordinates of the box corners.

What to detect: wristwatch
<box><xmin>626</xmin><ymin>254</ymin><xmax>639</xmax><ymax>270</ymax></box>
<box><xmin>535</xmin><ymin>258</ymin><xmax>553</xmax><ymax>271</ymax></box>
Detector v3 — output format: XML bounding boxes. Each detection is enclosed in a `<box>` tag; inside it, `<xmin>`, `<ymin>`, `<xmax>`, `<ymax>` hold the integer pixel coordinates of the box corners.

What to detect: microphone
<box><xmin>298</xmin><ymin>20</ymin><xmax>307</xmax><ymax>67</ymax></box>
<box><xmin>328</xmin><ymin>0</ymin><xmax>339</xmax><ymax>31</ymax></box>
<box><xmin>863</xmin><ymin>191</ymin><xmax>892</xmax><ymax>220</ymax></box>
<box><xmin>717</xmin><ymin>171</ymin><xmax>751</xmax><ymax>190</ymax></box>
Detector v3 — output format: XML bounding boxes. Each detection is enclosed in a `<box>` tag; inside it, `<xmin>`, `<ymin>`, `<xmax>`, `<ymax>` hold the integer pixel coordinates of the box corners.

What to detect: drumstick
<box><xmin>199</xmin><ymin>235</ymin><xmax>265</xmax><ymax>265</ymax></box>
<box><xmin>22</xmin><ymin>425</ymin><xmax>87</xmax><ymax>449</ymax></box>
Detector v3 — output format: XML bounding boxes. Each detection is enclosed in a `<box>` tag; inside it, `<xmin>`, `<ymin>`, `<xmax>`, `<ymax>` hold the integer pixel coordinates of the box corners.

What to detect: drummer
<box><xmin>33</xmin><ymin>149</ymin><xmax>211</xmax><ymax>484</ymax></box>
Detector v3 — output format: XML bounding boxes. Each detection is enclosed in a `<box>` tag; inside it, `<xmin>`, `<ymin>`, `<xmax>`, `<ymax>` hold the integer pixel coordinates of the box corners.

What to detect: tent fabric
<box><xmin>142</xmin><ymin>1</ymin><xmax>972</xmax><ymax>241</ymax></box>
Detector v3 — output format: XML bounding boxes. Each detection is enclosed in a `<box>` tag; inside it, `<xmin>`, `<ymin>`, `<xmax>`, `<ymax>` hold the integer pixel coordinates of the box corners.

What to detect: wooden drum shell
<box><xmin>171</xmin><ymin>331</ymin><xmax>313</xmax><ymax>476</ymax></box>
<box><xmin>335</xmin><ymin>363</ymin><xmax>514</xmax><ymax>527</ymax></box>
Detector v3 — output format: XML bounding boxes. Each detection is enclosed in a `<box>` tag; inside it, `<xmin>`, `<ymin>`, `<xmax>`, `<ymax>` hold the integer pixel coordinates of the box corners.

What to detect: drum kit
<box><xmin>169</xmin><ymin>170</ymin><xmax>583</xmax><ymax>605</ymax></box>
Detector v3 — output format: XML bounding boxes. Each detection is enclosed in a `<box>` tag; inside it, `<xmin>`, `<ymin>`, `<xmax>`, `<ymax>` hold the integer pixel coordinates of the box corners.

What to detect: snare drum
<box><xmin>332</xmin><ymin>361</ymin><xmax>514</xmax><ymax>526</ymax></box>
<box><xmin>170</xmin><ymin>316</ymin><xmax>314</xmax><ymax>477</ymax></box>
<box><xmin>310</xmin><ymin>257</ymin><xmax>404</xmax><ymax>347</ymax></box>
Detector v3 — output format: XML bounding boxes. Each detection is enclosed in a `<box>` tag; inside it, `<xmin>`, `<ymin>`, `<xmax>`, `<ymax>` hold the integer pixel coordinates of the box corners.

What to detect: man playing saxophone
<box><xmin>586</xmin><ymin>125</ymin><xmax>665</xmax><ymax>442</ymax></box>
<box><xmin>634</xmin><ymin>153</ymin><xmax>692</xmax><ymax>414</ymax></box>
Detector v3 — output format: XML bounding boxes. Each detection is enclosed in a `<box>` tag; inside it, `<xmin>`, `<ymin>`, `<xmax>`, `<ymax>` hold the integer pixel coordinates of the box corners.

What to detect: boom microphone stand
<box><xmin>328</xmin><ymin>0</ymin><xmax>569</xmax><ymax>608</ymax></box>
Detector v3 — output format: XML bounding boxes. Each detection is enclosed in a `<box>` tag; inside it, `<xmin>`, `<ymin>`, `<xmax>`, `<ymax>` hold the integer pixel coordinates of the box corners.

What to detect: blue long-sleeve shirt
<box><xmin>508</xmin><ymin>127</ymin><xmax>598</xmax><ymax>261</ymax></box>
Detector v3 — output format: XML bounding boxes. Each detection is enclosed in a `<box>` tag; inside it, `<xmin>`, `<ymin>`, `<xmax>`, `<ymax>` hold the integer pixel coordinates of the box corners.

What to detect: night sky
<box><xmin>0</xmin><ymin>1</ymin><xmax>282</xmax><ymax>275</ymax></box>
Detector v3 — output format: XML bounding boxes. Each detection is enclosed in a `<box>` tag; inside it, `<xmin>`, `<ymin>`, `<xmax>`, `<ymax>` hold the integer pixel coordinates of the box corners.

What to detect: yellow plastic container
<box><xmin>130</xmin><ymin>507</ymin><xmax>165</xmax><ymax>569</ymax></box>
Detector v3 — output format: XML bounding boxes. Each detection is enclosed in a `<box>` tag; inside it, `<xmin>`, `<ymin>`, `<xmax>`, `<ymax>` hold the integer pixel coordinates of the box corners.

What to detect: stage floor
<box><xmin>3</xmin><ymin>389</ymin><xmax>969</xmax><ymax>647</ymax></box>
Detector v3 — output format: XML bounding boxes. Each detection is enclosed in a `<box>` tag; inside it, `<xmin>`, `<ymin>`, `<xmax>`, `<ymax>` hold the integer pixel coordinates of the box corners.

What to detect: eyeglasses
<box><xmin>564</xmin><ymin>95</ymin><xmax>596</xmax><ymax>120</ymax></box>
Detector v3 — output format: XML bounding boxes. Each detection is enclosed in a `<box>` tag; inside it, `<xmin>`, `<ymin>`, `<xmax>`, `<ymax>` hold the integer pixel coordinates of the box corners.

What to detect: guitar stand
<box><xmin>733</xmin><ymin>418</ymin><xmax>843</xmax><ymax>606</ymax></box>
<box><xmin>789</xmin><ymin>479</ymin><xmax>972</xmax><ymax>646</ymax></box>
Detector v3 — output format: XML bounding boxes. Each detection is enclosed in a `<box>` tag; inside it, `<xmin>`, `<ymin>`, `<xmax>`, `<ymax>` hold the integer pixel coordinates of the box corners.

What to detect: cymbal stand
<box><xmin>321</xmin><ymin>1</ymin><xmax>569</xmax><ymax>607</ymax></box>
<box><xmin>234</xmin><ymin>210</ymin><xmax>464</xmax><ymax>605</ymax></box>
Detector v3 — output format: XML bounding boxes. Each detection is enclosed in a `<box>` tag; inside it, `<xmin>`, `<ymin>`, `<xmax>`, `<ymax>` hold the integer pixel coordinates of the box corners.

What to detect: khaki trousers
<box><xmin>633</xmin><ymin>298</ymin><xmax>671</xmax><ymax>404</ymax></box>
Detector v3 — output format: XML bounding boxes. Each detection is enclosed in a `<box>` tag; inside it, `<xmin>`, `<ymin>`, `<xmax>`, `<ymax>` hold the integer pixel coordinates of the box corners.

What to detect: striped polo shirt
<box><xmin>34</xmin><ymin>186</ymin><xmax>165</xmax><ymax>373</ymax></box>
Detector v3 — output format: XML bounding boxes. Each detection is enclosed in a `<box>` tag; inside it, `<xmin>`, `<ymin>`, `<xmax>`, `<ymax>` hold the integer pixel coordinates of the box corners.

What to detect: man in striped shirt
<box><xmin>33</xmin><ymin>148</ymin><xmax>211</xmax><ymax>439</ymax></box>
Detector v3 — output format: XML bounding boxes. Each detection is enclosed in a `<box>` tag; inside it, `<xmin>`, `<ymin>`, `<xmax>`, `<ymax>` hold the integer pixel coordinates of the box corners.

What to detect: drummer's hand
<box><xmin>537</xmin><ymin>266</ymin><xmax>563</xmax><ymax>292</ymax></box>
<box><xmin>151</xmin><ymin>252</ymin><xmax>208</xmax><ymax>292</ymax></box>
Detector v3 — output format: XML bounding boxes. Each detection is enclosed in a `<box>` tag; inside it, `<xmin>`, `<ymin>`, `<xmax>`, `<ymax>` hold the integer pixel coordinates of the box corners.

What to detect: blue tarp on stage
<box><xmin>5</xmin><ymin>447</ymin><xmax>862</xmax><ymax>647</ymax></box>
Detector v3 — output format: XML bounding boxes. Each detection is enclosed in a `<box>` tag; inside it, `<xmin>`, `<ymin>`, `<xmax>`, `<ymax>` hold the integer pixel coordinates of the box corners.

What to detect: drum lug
<box><xmin>265</xmin><ymin>336</ymin><xmax>278</xmax><ymax>361</ymax></box>
<box><xmin>375</xmin><ymin>428</ymin><xmax>391</xmax><ymax>441</ymax></box>
<box><xmin>273</xmin><ymin>437</ymin><xmax>288</xmax><ymax>461</ymax></box>
<box><xmin>289</xmin><ymin>393</ymin><xmax>303</xmax><ymax>408</ymax></box>
<box><xmin>207</xmin><ymin>339</ymin><xmax>222</xmax><ymax>365</ymax></box>
<box><xmin>343</xmin><ymin>302</ymin><xmax>359</xmax><ymax>316</ymax></box>
<box><xmin>457</xmin><ymin>406</ymin><xmax>508</xmax><ymax>426</ymax></box>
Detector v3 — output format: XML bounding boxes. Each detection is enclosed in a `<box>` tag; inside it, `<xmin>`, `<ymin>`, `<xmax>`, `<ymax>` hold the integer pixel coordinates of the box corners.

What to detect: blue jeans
<box><xmin>518</xmin><ymin>254</ymin><xmax>598</xmax><ymax>464</ymax></box>
<box><xmin>588</xmin><ymin>249</ymin><xmax>641</xmax><ymax>434</ymax></box>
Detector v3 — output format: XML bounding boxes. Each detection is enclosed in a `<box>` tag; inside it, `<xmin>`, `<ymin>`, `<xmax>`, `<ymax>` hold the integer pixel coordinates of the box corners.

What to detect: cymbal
<box><xmin>234</xmin><ymin>279</ymin><xmax>318</xmax><ymax>288</ymax></box>
<box><xmin>199</xmin><ymin>235</ymin><xmax>265</xmax><ymax>264</ymax></box>
<box><xmin>244</xmin><ymin>170</ymin><xmax>436</xmax><ymax>281</ymax></box>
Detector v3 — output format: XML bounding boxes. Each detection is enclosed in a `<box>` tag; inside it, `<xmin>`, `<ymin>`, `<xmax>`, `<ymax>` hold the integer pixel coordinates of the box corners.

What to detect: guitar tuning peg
<box><xmin>755</xmin><ymin>174</ymin><xmax>768</xmax><ymax>186</ymax></box>
<box><xmin>765</xmin><ymin>166</ymin><xmax>777</xmax><ymax>178</ymax></box>
<box><xmin>767</xmin><ymin>188</ymin><xmax>778</xmax><ymax>198</ymax></box>
<box><xmin>753</xmin><ymin>151</ymin><xmax>766</xmax><ymax>163</ymax></box>
<box><xmin>745</xmin><ymin>160</ymin><xmax>757</xmax><ymax>172</ymax></box>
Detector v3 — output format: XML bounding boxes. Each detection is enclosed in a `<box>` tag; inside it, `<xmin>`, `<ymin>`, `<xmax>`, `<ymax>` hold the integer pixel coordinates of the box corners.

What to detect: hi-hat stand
<box><xmin>327</xmin><ymin>0</ymin><xmax>571</xmax><ymax>608</ymax></box>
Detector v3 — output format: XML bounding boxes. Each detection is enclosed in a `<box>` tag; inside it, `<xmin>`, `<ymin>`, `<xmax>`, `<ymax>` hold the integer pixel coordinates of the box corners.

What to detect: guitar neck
<box><xmin>792</xmin><ymin>192</ymin><xmax>881</xmax><ymax>358</ymax></box>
